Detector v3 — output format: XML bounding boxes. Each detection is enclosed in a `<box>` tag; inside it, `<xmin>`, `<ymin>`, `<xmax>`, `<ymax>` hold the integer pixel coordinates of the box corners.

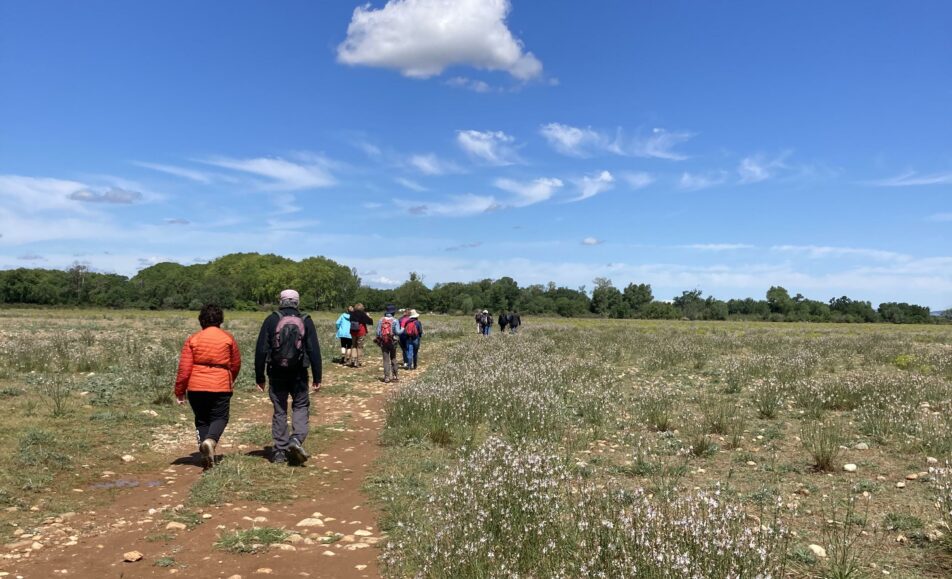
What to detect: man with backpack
<box><xmin>254</xmin><ymin>289</ymin><xmax>322</xmax><ymax>466</ymax></box>
<box><xmin>375</xmin><ymin>304</ymin><xmax>403</xmax><ymax>383</ymax></box>
<box><xmin>509</xmin><ymin>311</ymin><xmax>522</xmax><ymax>334</ymax></box>
<box><xmin>478</xmin><ymin>309</ymin><xmax>493</xmax><ymax>336</ymax></box>
<box><xmin>403</xmin><ymin>309</ymin><xmax>423</xmax><ymax>370</ymax></box>
<box><xmin>498</xmin><ymin>311</ymin><xmax>509</xmax><ymax>334</ymax></box>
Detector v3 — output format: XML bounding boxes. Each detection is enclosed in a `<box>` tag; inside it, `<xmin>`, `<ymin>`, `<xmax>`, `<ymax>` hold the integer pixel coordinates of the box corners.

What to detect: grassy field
<box><xmin>1</xmin><ymin>309</ymin><xmax>950</xmax><ymax>577</ymax></box>
<box><xmin>371</xmin><ymin>318</ymin><xmax>952</xmax><ymax>578</ymax></box>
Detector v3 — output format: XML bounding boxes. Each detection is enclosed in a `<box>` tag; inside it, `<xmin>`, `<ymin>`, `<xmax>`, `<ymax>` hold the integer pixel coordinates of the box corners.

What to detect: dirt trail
<box><xmin>4</xmin><ymin>359</ymin><xmax>407</xmax><ymax>579</ymax></box>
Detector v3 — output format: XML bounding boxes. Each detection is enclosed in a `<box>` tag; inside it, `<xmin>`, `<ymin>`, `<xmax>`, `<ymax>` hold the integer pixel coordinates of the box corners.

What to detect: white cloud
<box><xmin>199</xmin><ymin>155</ymin><xmax>335</xmax><ymax>190</ymax></box>
<box><xmin>679</xmin><ymin>171</ymin><xmax>728</xmax><ymax>190</ymax></box>
<box><xmin>737</xmin><ymin>153</ymin><xmax>790</xmax><ymax>184</ymax></box>
<box><xmin>682</xmin><ymin>243</ymin><xmax>754</xmax><ymax>251</ymax></box>
<box><xmin>446</xmin><ymin>76</ymin><xmax>493</xmax><ymax>93</ymax></box>
<box><xmin>620</xmin><ymin>171</ymin><xmax>654</xmax><ymax>189</ymax></box>
<box><xmin>570</xmin><ymin>171</ymin><xmax>615</xmax><ymax>202</ymax></box>
<box><xmin>456</xmin><ymin>130</ymin><xmax>520</xmax><ymax>165</ymax></box>
<box><xmin>398</xmin><ymin>194</ymin><xmax>499</xmax><ymax>217</ymax></box>
<box><xmin>0</xmin><ymin>175</ymin><xmax>90</xmax><ymax>212</ymax></box>
<box><xmin>133</xmin><ymin>161</ymin><xmax>216</xmax><ymax>184</ymax></box>
<box><xmin>771</xmin><ymin>245</ymin><xmax>910</xmax><ymax>262</ymax></box>
<box><xmin>868</xmin><ymin>171</ymin><xmax>952</xmax><ymax>187</ymax></box>
<box><xmin>395</xmin><ymin>177</ymin><xmax>428</xmax><ymax>192</ymax></box>
<box><xmin>493</xmin><ymin>177</ymin><xmax>563</xmax><ymax>207</ymax></box>
<box><xmin>337</xmin><ymin>0</ymin><xmax>543</xmax><ymax>81</ymax></box>
<box><xmin>409</xmin><ymin>153</ymin><xmax>461</xmax><ymax>175</ymax></box>
<box><xmin>538</xmin><ymin>123</ymin><xmax>604</xmax><ymax>157</ymax></box>
<box><xmin>581</xmin><ymin>237</ymin><xmax>603</xmax><ymax>246</ymax></box>
<box><xmin>539</xmin><ymin>123</ymin><xmax>693</xmax><ymax>160</ymax></box>
<box><xmin>69</xmin><ymin>187</ymin><xmax>143</xmax><ymax>204</ymax></box>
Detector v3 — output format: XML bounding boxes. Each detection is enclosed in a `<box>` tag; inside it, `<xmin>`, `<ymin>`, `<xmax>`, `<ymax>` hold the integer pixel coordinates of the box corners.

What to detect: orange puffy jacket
<box><xmin>174</xmin><ymin>326</ymin><xmax>242</xmax><ymax>398</ymax></box>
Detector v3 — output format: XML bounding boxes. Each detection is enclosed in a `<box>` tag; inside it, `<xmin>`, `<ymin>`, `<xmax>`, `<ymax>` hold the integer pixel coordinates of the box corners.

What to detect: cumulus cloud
<box><xmin>200</xmin><ymin>155</ymin><xmax>335</xmax><ymax>190</ymax></box>
<box><xmin>69</xmin><ymin>187</ymin><xmax>143</xmax><ymax>204</ymax></box>
<box><xmin>456</xmin><ymin>130</ymin><xmax>521</xmax><ymax>165</ymax></box>
<box><xmin>581</xmin><ymin>237</ymin><xmax>603</xmax><ymax>246</ymax></box>
<box><xmin>494</xmin><ymin>177</ymin><xmax>563</xmax><ymax>207</ymax></box>
<box><xmin>679</xmin><ymin>171</ymin><xmax>728</xmax><ymax>191</ymax></box>
<box><xmin>539</xmin><ymin>123</ymin><xmax>693</xmax><ymax>160</ymax></box>
<box><xmin>569</xmin><ymin>170</ymin><xmax>615</xmax><ymax>202</ymax></box>
<box><xmin>337</xmin><ymin>0</ymin><xmax>543</xmax><ymax>80</ymax></box>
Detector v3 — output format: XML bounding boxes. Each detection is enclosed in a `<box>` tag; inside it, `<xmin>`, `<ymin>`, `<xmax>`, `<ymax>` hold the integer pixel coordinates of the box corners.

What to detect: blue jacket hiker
<box><xmin>335</xmin><ymin>307</ymin><xmax>354</xmax><ymax>364</ymax></box>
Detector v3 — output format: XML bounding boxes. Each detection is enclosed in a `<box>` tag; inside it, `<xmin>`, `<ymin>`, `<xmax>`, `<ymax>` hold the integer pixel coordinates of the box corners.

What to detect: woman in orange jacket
<box><xmin>174</xmin><ymin>304</ymin><xmax>241</xmax><ymax>468</ymax></box>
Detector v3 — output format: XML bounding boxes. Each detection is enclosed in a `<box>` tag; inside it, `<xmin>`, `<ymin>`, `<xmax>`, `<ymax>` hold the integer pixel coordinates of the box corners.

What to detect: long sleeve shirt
<box><xmin>174</xmin><ymin>326</ymin><xmax>241</xmax><ymax>397</ymax></box>
<box><xmin>254</xmin><ymin>308</ymin><xmax>322</xmax><ymax>384</ymax></box>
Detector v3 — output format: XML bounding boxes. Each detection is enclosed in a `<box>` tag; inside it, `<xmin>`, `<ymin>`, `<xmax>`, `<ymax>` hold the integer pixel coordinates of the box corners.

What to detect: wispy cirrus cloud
<box><xmin>199</xmin><ymin>155</ymin><xmax>336</xmax><ymax>190</ymax></box>
<box><xmin>867</xmin><ymin>170</ymin><xmax>952</xmax><ymax>187</ymax></box>
<box><xmin>395</xmin><ymin>177</ymin><xmax>428</xmax><ymax>192</ymax></box>
<box><xmin>737</xmin><ymin>152</ymin><xmax>790</xmax><ymax>184</ymax></box>
<box><xmin>336</xmin><ymin>0</ymin><xmax>543</xmax><ymax>81</ymax></box>
<box><xmin>539</xmin><ymin>123</ymin><xmax>693</xmax><ymax>160</ymax></box>
<box><xmin>398</xmin><ymin>193</ymin><xmax>499</xmax><ymax>217</ymax></box>
<box><xmin>771</xmin><ymin>244</ymin><xmax>910</xmax><ymax>261</ymax></box>
<box><xmin>679</xmin><ymin>171</ymin><xmax>728</xmax><ymax>190</ymax></box>
<box><xmin>569</xmin><ymin>170</ymin><xmax>614</xmax><ymax>202</ymax></box>
<box><xmin>133</xmin><ymin>161</ymin><xmax>218</xmax><ymax>184</ymax></box>
<box><xmin>493</xmin><ymin>177</ymin><xmax>563</xmax><ymax>207</ymax></box>
<box><xmin>681</xmin><ymin>243</ymin><xmax>754</xmax><ymax>251</ymax></box>
<box><xmin>456</xmin><ymin>130</ymin><xmax>521</xmax><ymax>165</ymax></box>
<box><xmin>408</xmin><ymin>153</ymin><xmax>462</xmax><ymax>176</ymax></box>
<box><xmin>620</xmin><ymin>171</ymin><xmax>654</xmax><ymax>190</ymax></box>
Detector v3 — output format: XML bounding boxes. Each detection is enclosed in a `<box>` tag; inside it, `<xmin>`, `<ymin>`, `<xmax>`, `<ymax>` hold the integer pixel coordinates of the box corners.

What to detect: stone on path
<box><xmin>121</xmin><ymin>455</ymin><xmax>136</xmax><ymax>463</ymax></box>
<box><xmin>843</xmin><ymin>464</ymin><xmax>857</xmax><ymax>473</ymax></box>
<box><xmin>165</xmin><ymin>522</ymin><xmax>187</xmax><ymax>530</ymax></box>
<box><xmin>296</xmin><ymin>518</ymin><xmax>324</xmax><ymax>527</ymax></box>
<box><xmin>808</xmin><ymin>544</ymin><xmax>827</xmax><ymax>558</ymax></box>
<box><xmin>123</xmin><ymin>550</ymin><xmax>144</xmax><ymax>562</ymax></box>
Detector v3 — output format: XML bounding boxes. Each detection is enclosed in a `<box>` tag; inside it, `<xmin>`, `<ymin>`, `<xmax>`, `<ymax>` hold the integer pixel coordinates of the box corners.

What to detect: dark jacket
<box><xmin>498</xmin><ymin>313</ymin><xmax>509</xmax><ymax>328</ymax></box>
<box><xmin>510</xmin><ymin>313</ymin><xmax>522</xmax><ymax>328</ymax></box>
<box><xmin>349</xmin><ymin>310</ymin><xmax>374</xmax><ymax>333</ymax></box>
<box><xmin>254</xmin><ymin>307</ymin><xmax>322</xmax><ymax>384</ymax></box>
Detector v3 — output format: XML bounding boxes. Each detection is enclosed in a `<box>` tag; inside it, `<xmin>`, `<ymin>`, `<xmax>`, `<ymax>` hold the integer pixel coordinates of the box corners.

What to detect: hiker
<box><xmin>335</xmin><ymin>306</ymin><xmax>353</xmax><ymax>364</ymax></box>
<box><xmin>474</xmin><ymin>310</ymin><xmax>483</xmax><ymax>334</ymax></box>
<box><xmin>173</xmin><ymin>304</ymin><xmax>242</xmax><ymax>469</ymax></box>
<box><xmin>375</xmin><ymin>304</ymin><xmax>403</xmax><ymax>383</ymax></box>
<box><xmin>498</xmin><ymin>311</ymin><xmax>509</xmax><ymax>334</ymax></box>
<box><xmin>509</xmin><ymin>311</ymin><xmax>522</xmax><ymax>334</ymax></box>
<box><xmin>478</xmin><ymin>309</ymin><xmax>493</xmax><ymax>336</ymax></box>
<box><xmin>397</xmin><ymin>308</ymin><xmax>411</xmax><ymax>368</ymax></box>
<box><xmin>403</xmin><ymin>309</ymin><xmax>423</xmax><ymax>370</ymax></box>
<box><xmin>348</xmin><ymin>303</ymin><xmax>374</xmax><ymax>368</ymax></box>
<box><xmin>254</xmin><ymin>289</ymin><xmax>322</xmax><ymax>466</ymax></box>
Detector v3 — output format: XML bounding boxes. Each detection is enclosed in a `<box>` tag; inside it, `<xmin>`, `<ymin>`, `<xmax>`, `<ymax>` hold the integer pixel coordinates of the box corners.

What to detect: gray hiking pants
<box><xmin>381</xmin><ymin>343</ymin><xmax>399</xmax><ymax>382</ymax></box>
<box><xmin>268</xmin><ymin>376</ymin><xmax>310</xmax><ymax>451</ymax></box>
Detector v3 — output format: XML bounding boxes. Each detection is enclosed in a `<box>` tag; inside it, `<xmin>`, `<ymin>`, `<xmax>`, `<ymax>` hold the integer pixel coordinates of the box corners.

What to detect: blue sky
<box><xmin>1</xmin><ymin>0</ymin><xmax>950</xmax><ymax>308</ymax></box>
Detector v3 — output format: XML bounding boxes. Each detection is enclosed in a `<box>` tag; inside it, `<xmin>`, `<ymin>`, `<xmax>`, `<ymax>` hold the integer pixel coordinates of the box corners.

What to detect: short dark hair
<box><xmin>199</xmin><ymin>304</ymin><xmax>224</xmax><ymax>329</ymax></box>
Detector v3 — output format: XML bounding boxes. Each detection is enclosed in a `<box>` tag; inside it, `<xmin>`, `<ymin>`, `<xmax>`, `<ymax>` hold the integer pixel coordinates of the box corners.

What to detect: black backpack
<box><xmin>270</xmin><ymin>311</ymin><xmax>310</xmax><ymax>368</ymax></box>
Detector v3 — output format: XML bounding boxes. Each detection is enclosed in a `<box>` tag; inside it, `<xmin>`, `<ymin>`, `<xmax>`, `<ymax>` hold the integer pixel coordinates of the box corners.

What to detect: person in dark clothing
<box><xmin>498</xmin><ymin>312</ymin><xmax>509</xmax><ymax>334</ymax></box>
<box><xmin>348</xmin><ymin>303</ymin><xmax>374</xmax><ymax>368</ymax></box>
<box><xmin>255</xmin><ymin>289</ymin><xmax>322</xmax><ymax>466</ymax></box>
<box><xmin>509</xmin><ymin>311</ymin><xmax>522</xmax><ymax>334</ymax></box>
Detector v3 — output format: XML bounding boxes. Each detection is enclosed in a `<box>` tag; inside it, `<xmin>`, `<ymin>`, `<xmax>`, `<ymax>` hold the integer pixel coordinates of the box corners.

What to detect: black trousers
<box><xmin>187</xmin><ymin>391</ymin><xmax>232</xmax><ymax>445</ymax></box>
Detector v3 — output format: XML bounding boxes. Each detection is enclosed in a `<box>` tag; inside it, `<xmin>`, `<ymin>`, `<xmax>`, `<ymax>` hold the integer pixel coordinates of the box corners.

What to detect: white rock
<box><xmin>843</xmin><ymin>464</ymin><xmax>857</xmax><ymax>473</ymax></box>
<box><xmin>808</xmin><ymin>544</ymin><xmax>827</xmax><ymax>558</ymax></box>
<box><xmin>296</xmin><ymin>518</ymin><xmax>324</xmax><ymax>527</ymax></box>
<box><xmin>120</xmin><ymin>455</ymin><xmax>135</xmax><ymax>463</ymax></box>
<box><xmin>896</xmin><ymin>481</ymin><xmax>906</xmax><ymax>489</ymax></box>
<box><xmin>165</xmin><ymin>522</ymin><xmax>187</xmax><ymax>530</ymax></box>
<box><xmin>854</xmin><ymin>443</ymin><xmax>869</xmax><ymax>450</ymax></box>
<box><xmin>123</xmin><ymin>550</ymin><xmax>143</xmax><ymax>562</ymax></box>
<box><xmin>905</xmin><ymin>473</ymin><xmax>918</xmax><ymax>481</ymax></box>
<box><xmin>353</xmin><ymin>530</ymin><xmax>373</xmax><ymax>537</ymax></box>
<box><xmin>322</xmin><ymin>550</ymin><xmax>336</xmax><ymax>556</ymax></box>
<box><xmin>927</xmin><ymin>456</ymin><xmax>938</xmax><ymax>464</ymax></box>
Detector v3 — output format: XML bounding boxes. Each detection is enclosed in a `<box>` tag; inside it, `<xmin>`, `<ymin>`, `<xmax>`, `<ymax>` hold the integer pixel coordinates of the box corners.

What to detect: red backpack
<box><xmin>378</xmin><ymin>317</ymin><xmax>395</xmax><ymax>346</ymax></box>
<box><xmin>404</xmin><ymin>319</ymin><xmax>419</xmax><ymax>338</ymax></box>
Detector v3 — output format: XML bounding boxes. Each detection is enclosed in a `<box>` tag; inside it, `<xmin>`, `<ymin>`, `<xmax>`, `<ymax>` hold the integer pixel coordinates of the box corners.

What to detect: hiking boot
<box><xmin>200</xmin><ymin>439</ymin><xmax>216</xmax><ymax>468</ymax></box>
<box><xmin>287</xmin><ymin>438</ymin><xmax>309</xmax><ymax>466</ymax></box>
<box><xmin>271</xmin><ymin>450</ymin><xmax>288</xmax><ymax>464</ymax></box>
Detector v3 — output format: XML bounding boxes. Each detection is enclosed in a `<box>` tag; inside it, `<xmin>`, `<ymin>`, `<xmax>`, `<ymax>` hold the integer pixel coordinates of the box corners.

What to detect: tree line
<box><xmin>0</xmin><ymin>252</ymin><xmax>944</xmax><ymax>324</ymax></box>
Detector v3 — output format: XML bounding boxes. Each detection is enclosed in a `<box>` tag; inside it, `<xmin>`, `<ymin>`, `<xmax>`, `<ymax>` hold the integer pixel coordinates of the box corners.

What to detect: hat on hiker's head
<box><xmin>409</xmin><ymin>309</ymin><xmax>419</xmax><ymax>319</ymax></box>
<box><xmin>385</xmin><ymin>304</ymin><xmax>397</xmax><ymax>315</ymax></box>
<box><xmin>482</xmin><ymin>309</ymin><xmax>488</xmax><ymax>314</ymax></box>
<box><xmin>279</xmin><ymin>289</ymin><xmax>300</xmax><ymax>308</ymax></box>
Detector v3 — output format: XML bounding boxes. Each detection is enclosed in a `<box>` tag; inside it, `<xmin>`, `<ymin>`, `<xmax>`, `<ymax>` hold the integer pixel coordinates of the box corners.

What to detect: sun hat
<box><xmin>482</xmin><ymin>309</ymin><xmax>488</xmax><ymax>313</ymax></box>
<box><xmin>409</xmin><ymin>309</ymin><xmax>419</xmax><ymax>319</ymax></box>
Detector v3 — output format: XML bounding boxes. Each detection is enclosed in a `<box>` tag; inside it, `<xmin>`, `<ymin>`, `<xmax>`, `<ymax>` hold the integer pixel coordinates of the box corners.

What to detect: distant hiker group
<box><xmin>335</xmin><ymin>303</ymin><xmax>424</xmax><ymax>384</ymax></box>
<box><xmin>475</xmin><ymin>309</ymin><xmax>521</xmax><ymax>335</ymax></box>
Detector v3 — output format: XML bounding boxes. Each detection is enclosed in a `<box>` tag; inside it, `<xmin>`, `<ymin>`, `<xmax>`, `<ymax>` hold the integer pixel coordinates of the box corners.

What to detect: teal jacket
<box><xmin>335</xmin><ymin>313</ymin><xmax>352</xmax><ymax>339</ymax></box>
